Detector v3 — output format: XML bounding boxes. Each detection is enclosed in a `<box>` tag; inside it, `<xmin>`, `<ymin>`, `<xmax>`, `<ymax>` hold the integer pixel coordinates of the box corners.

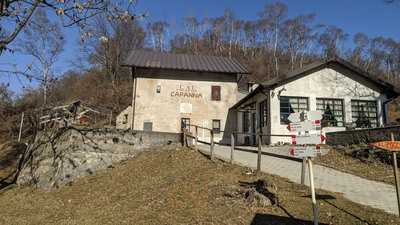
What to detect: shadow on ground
<box><xmin>0</xmin><ymin>142</ymin><xmax>26</xmax><ymax>190</ymax></box>
<box><xmin>251</xmin><ymin>213</ymin><xmax>328</xmax><ymax>225</ymax></box>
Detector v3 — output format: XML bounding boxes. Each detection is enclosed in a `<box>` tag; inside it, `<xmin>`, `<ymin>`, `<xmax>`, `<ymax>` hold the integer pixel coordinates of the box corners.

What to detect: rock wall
<box><xmin>17</xmin><ymin>128</ymin><xmax>181</xmax><ymax>189</ymax></box>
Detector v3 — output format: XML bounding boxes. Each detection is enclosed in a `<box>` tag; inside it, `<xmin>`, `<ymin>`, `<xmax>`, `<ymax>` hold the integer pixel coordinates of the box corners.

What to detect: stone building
<box><xmin>231</xmin><ymin>58</ymin><xmax>399</xmax><ymax>145</ymax></box>
<box><xmin>116</xmin><ymin>50</ymin><xmax>249</xmax><ymax>142</ymax></box>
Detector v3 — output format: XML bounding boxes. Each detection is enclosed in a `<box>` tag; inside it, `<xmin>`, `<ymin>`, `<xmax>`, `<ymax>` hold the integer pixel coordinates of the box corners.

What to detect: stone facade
<box><xmin>117</xmin><ymin>68</ymin><xmax>246</xmax><ymax>143</ymax></box>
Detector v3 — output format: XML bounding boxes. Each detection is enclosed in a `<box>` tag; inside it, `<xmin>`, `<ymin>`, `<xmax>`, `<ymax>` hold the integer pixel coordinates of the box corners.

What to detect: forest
<box><xmin>1</xmin><ymin>1</ymin><xmax>400</xmax><ymax>140</ymax></box>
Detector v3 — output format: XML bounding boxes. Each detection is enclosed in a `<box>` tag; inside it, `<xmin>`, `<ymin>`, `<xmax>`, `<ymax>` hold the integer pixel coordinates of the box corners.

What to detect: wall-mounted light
<box><xmin>156</xmin><ymin>85</ymin><xmax>161</xmax><ymax>94</ymax></box>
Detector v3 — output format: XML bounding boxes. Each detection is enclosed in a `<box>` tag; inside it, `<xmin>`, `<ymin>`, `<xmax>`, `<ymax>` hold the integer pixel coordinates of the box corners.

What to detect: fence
<box><xmin>182</xmin><ymin>125</ymin><xmax>300</xmax><ymax>178</ymax></box>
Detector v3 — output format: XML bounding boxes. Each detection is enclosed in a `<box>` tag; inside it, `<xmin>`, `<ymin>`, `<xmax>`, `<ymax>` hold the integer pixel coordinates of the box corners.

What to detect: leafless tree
<box><xmin>0</xmin><ymin>0</ymin><xmax>142</xmax><ymax>54</ymax></box>
<box><xmin>79</xmin><ymin>14</ymin><xmax>145</xmax><ymax>113</ymax></box>
<box><xmin>18</xmin><ymin>9</ymin><xmax>65</xmax><ymax>106</ymax></box>
<box><xmin>258</xmin><ymin>2</ymin><xmax>288</xmax><ymax>76</ymax></box>
<box><xmin>147</xmin><ymin>21</ymin><xmax>170</xmax><ymax>52</ymax></box>
<box><xmin>281</xmin><ymin>14</ymin><xmax>316</xmax><ymax>70</ymax></box>
<box><xmin>318</xmin><ymin>25</ymin><xmax>348</xmax><ymax>58</ymax></box>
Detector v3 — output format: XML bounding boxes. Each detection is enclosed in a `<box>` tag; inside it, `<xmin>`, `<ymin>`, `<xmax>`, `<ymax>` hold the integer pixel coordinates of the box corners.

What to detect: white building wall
<box><xmin>269</xmin><ymin>67</ymin><xmax>387</xmax><ymax>144</ymax></box>
<box><xmin>116</xmin><ymin>106</ymin><xmax>132</xmax><ymax>130</ymax></box>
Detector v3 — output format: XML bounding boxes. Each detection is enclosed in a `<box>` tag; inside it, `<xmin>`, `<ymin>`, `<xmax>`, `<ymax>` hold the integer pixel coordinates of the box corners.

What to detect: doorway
<box><xmin>181</xmin><ymin>118</ymin><xmax>191</xmax><ymax>131</ymax></box>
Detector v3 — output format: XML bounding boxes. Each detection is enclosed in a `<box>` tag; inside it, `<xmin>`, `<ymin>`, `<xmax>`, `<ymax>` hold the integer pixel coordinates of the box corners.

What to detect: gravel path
<box><xmin>197</xmin><ymin>143</ymin><xmax>399</xmax><ymax>215</ymax></box>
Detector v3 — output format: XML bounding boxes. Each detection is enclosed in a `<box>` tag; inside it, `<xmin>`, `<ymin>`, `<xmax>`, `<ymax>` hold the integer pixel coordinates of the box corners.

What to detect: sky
<box><xmin>1</xmin><ymin>0</ymin><xmax>399</xmax><ymax>95</ymax></box>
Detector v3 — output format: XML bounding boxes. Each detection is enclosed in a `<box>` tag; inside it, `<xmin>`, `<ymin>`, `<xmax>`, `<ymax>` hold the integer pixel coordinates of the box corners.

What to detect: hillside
<box><xmin>0</xmin><ymin>148</ymin><xmax>398</xmax><ymax>225</ymax></box>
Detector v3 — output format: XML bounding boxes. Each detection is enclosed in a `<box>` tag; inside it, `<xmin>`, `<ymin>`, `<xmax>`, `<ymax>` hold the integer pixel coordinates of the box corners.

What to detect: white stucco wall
<box><xmin>236</xmin><ymin>67</ymin><xmax>388</xmax><ymax>145</ymax></box>
<box><xmin>269</xmin><ymin>67</ymin><xmax>387</xmax><ymax>143</ymax></box>
<box><xmin>116</xmin><ymin>106</ymin><xmax>132</xmax><ymax>130</ymax></box>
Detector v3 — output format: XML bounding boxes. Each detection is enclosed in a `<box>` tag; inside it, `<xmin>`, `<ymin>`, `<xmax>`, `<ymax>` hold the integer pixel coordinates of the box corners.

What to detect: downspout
<box><xmin>382</xmin><ymin>96</ymin><xmax>397</xmax><ymax>126</ymax></box>
<box><xmin>131</xmin><ymin>67</ymin><xmax>137</xmax><ymax>130</ymax></box>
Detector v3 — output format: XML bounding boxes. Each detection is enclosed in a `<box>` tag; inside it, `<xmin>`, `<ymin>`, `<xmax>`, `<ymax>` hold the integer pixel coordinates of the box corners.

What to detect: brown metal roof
<box><xmin>122</xmin><ymin>50</ymin><xmax>249</xmax><ymax>74</ymax></box>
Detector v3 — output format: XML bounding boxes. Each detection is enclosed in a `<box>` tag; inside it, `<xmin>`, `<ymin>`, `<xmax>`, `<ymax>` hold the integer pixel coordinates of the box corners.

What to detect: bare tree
<box><xmin>281</xmin><ymin>14</ymin><xmax>316</xmax><ymax>70</ymax></box>
<box><xmin>147</xmin><ymin>21</ymin><xmax>170</xmax><ymax>52</ymax></box>
<box><xmin>82</xmin><ymin>15</ymin><xmax>145</xmax><ymax>112</ymax></box>
<box><xmin>318</xmin><ymin>25</ymin><xmax>348</xmax><ymax>58</ymax></box>
<box><xmin>258</xmin><ymin>2</ymin><xmax>288</xmax><ymax>76</ymax></box>
<box><xmin>0</xmin><ymin>0</ymin><xmax>142</xmax><ymax>54</ymax></box>
<box><xmin>18</xmin><ymin>9</ymin><xmax>65</xmax><ymax>106</ymax></box>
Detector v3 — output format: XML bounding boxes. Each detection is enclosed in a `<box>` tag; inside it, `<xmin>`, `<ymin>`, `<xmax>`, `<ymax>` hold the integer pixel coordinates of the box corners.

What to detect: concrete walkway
<box><xmin>197</xmin><ymin>143</ymin><xmax>399</xmax><ymax>215</ymax></box>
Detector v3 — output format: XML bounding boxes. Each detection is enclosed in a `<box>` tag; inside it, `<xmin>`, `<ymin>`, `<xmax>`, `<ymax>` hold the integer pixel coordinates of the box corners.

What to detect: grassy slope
<box><xmin>0</xmin><ymin>148</ymin><xmax>398</xmax><ymax>225</ymax></box>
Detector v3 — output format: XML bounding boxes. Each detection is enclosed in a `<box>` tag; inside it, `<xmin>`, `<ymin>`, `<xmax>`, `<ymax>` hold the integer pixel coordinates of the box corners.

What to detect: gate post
<box><xmin>210</xmin><ymin>130</ymin><xmax>214</xmax><ymax>160</ymax></box>
<box><xmin>230</xmin><ymin>133</ymin><xmax>235</xmax><ymax>164</ymax></box>
<box><xmin>257</xmin><ymin>134</ymin><xmax>262</xmax><ymax>173</ymax></box>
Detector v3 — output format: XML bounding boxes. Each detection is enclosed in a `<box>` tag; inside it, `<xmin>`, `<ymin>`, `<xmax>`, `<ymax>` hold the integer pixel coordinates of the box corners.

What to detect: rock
<box><xmin>245</xmin><ymin>188</ymin><xmax>273</xmax><ymax>207</ymax></box>
<box><xmin>223</xmin><ymin>179</ymin><xmax>278</xmax><ymax>208</ymax></box>
<box><xmin>16</xmin><ymin>128</ymin><xmax>180</xmax><ymax>189</ymax></box>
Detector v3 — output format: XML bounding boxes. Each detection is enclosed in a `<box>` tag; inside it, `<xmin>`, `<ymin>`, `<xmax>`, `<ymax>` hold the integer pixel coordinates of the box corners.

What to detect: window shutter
<box><xmin>211</xmin><ymin>86</ymin><xmax>221</xmax><ymax>101</ymax></box>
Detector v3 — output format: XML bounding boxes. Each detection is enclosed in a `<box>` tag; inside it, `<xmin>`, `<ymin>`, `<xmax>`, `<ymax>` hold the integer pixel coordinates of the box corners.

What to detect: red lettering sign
<box><xmin>170</xmin><ymin>85</ymin><xmax>203</xmax><ymax>99</ymax></box>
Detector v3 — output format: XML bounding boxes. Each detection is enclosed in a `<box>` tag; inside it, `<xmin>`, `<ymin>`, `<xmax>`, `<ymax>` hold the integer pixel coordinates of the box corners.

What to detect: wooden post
<box><xmin>257</xmin><ymin>134</ymin><xmax>262</xmax><ymax>173</ymax></box>
<box><xmin>18</xmin><ymin>112</ymin><xmax>24</xmax><ymax>142</ymax></box>
<box><xmin>391</xmin><ymin>133</ymin><xmax>400</xmax><ymax>216</ymax></box>
<box><xmin>308</xmin><ymin>158</ymin><xmax>319</xmax><ymax>225</ymax></box>
<box><xmin>210</xmin><ymin>130</ymin><xmax>214</xmax><ymax>160</ymax></box>
<box><xmin>301</xmin><ymin>158</ymin><xmax>306</xmax><ymax>185</ymax></box>
<box><xmin>230</xmin><ymin>133</ymin><xmax>235</xmax><ymax>164</ymax></box>
<box><xmin>183</xmin><ymin>130</ymin><xmax>187</xmax><ymax>147</ymax></box>
<box><xmin>195</xmin><ymin>126</ymin><xmax>198</xmax><ymax>151</ymax></box>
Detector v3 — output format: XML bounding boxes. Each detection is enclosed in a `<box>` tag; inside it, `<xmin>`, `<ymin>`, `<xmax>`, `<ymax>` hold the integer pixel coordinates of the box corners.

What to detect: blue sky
<box><xmin>1</xmin><ymin>0</ymin><xmax>399</xmax><ymax>94</ymax></box>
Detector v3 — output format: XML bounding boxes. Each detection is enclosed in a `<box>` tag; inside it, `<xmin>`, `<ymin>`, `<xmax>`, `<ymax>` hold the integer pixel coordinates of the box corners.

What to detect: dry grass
<box><xmin>315</xmin><ymin>149</ymin><xmax>396</xmax><ymax>185</ymax></box>
<box><xmin>0</xmin><ymin>148</ymin><xmax>398</xmax><ymax>225</ymax></box>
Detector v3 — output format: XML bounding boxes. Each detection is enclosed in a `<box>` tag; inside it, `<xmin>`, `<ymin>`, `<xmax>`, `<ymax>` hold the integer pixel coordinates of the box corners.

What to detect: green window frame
<box><xmin>280</xmin><ymin>96</ymin><xmax>309</xmax><ymax>124</ymax></box>
<box><xmin>316</xmin><ymin>98</ymin><xmax>345</xmax><ymax>127</ymax></box>
<box><xmin>351</xmin><ymin>100</ymin><xmax>378</xmax><ymax>128</ymax></box>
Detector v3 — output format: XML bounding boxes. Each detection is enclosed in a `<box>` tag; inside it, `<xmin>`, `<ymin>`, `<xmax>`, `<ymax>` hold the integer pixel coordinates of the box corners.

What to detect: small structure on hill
<box><xmin>40</xmin><ymin>100</ymin><xmax>101</xmax><ymax>127</ymax></box>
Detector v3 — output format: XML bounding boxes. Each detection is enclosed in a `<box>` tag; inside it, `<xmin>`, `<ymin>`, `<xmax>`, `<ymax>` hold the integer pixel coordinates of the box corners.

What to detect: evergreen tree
<box><xmin>355</xmin><ymin>105</ymin><xmax>371</xmax><ymax>128</ymax></box>
<box><xmin>322</xmin><ymin>104</ymin><xmax>337</xmax><ymax>127</ymax></box>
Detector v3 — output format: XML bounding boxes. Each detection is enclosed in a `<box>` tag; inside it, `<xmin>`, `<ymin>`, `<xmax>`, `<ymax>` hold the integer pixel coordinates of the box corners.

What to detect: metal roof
<box><xmin>122</xmin><ymin>50</ymin><xmax>249</xmax><ymax>74</ymax></box>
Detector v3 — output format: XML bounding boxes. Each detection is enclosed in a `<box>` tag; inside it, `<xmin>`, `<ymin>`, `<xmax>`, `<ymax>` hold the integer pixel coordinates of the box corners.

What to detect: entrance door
<box><xmin>181</xmin><ymin>118</ymin><xmax>190</xmax><ymax>131</ymax></box>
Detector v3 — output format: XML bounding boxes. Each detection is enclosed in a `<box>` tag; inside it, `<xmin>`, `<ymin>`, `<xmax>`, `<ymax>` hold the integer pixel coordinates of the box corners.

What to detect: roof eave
<box><xmin>120</xmin><ymin>64</ymin><xmax>250</xmax><ymax>75</ymax></box>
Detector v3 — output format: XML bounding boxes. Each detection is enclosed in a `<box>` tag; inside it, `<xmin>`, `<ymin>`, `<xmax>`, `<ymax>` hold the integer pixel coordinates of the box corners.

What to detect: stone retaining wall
<box><xmin>17</xmin><ymin>128</ymin><xmax>182</xmax><ymax>189</ymax></box>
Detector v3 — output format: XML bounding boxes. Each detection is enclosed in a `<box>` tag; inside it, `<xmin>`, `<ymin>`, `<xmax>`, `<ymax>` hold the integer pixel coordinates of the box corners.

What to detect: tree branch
<box><xmin>0</xmin><ymin>0</ymin><xmax>40</xmax><ymax>53</ymax></box>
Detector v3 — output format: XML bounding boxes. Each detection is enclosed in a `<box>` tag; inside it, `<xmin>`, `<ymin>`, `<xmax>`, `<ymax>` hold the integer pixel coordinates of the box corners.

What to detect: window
<box><xmin>122</xmin><ymin>114</ymin><xmax>128</xmax><ymax>124</ymax></box>
<box><xmin>211</xmin><ymin>86</ymin><xmax>221</xmax><ymax>101</ymax></box>
<box><xmin>212</xmin><ymin>120</ymin><xmax>221</xmax><ymax>133</ymax></box>
<box><xmin>351</xmin><ymin>100</ymin><xmax>378</xmax><ymax>128</ymax></box>
<box><xmin>143</xmin><ymin>122</ymin><xmax>153</xmax><ymax>131</ymax></box>
<box><xmin>181</xmin><ymin>118</ymin><xmax>190</xmax><ymax>131</ymax></box>
<box><xmin>316</xmin><ymin>98</ymin><xmax>344</xmax><ymax>127</ymax></box>
<box><xmin>156</xmin><ymin>85</ymin><xmax>161</xmax><ymax>93</ymax></box>
<box><xmin>280</xmin><ymin>96</ymin><xmax>308</xmax><ymax>124</ymax></box>
<box><xmin>259</xmin><ymin>100</ymin><xmax>268</xmax><ymax>127</ymax></box>
<box><xmin>243</xmin><ymin>112</ymin><xmax>250</xmax><ymax>132</ymax></box>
